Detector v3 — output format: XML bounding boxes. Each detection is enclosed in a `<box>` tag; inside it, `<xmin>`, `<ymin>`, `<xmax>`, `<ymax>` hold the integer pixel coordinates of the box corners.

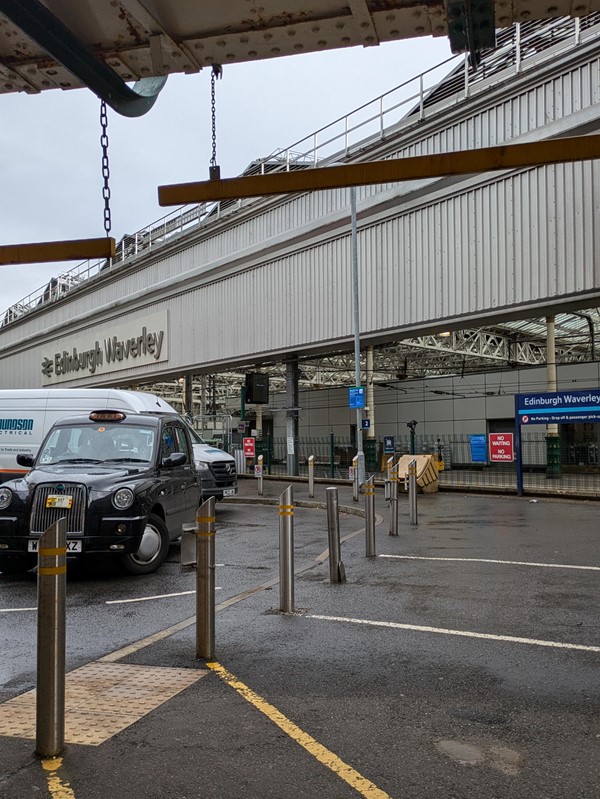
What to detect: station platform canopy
<box><xmin>1</xmin><ymin>0</ymin><xmax>600</xmax><ymax>114</ymax></box>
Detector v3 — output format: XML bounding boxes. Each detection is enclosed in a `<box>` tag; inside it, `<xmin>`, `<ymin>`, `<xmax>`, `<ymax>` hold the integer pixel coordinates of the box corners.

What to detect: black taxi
<box><xmin>0</xmin><ymin>410</ymin><xmax>202</xmax><ymax>575</ymax></box>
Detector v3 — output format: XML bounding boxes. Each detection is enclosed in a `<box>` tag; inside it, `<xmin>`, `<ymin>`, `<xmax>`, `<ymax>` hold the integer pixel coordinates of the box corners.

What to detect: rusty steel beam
<box><xmin>158</xmin><ymin>134</ymin><xmax>600</xmax><ymax>205</ymax></box>
<box><xmin>0</xmin><ymin>237</ymin><xmax>116</xmax><ymax>265</ymax></box>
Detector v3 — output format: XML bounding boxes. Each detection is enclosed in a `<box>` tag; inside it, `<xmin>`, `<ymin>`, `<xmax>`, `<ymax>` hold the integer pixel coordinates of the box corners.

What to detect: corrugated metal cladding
<box><xmin>2</xmin><ymin>38</ymin><xmax>600</xmax><ymax>387</ymax></box>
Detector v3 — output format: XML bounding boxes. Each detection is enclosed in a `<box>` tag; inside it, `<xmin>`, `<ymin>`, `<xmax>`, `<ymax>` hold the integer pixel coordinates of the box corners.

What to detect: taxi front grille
<box><xmin>30</xmin><ymin>484</ymin><xmax>87</xmax><ymax>535</ymax></box>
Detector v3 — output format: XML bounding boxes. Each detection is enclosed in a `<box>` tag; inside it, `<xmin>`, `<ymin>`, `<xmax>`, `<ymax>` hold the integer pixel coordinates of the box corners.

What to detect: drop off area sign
<box><xmin>513</xmin><ymin>388</ymin><xmax>600</xmax><ymax>495</ymax></box>
<box><xmin>516</xmin><ymin>389</ymin><xmax>600</xmax><ymax>425</ymax></box>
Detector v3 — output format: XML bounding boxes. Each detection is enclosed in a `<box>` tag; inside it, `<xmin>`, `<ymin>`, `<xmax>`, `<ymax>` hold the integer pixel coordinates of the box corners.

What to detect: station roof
<box><xmin>1</xmin><ymin>1</ymin><xmax>599</xmax><ymax>111</ymax></box>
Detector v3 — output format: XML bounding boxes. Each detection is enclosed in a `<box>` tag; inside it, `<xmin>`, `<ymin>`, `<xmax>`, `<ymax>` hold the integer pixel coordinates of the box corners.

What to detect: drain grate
<box><xmin>0</xmin><ymin>662</ymin><xmax>206</xmax><ymax>746</ymax></box>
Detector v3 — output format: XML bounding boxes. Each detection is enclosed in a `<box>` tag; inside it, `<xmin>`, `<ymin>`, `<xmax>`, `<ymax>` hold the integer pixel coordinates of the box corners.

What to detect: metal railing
<box><xmin>4</xmin><ymin>15</ymin><xmax>600</xmax><ymax>329</ymax></box>
<box><xmin>252</xmin><ymin>432</ymin><xmax>600</xmax><ymax>498</ymax></box>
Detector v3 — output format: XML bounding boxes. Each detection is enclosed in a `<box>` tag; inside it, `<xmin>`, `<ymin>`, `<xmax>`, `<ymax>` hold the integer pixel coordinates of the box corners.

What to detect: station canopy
<box><xmin>1</xmin><ymin>0</ymin><xmax>600</xmax><ymax>109</ymax></box>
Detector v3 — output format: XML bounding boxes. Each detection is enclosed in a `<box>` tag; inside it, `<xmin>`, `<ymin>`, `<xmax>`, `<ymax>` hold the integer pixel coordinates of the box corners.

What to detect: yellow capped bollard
<box><xmin>36</xmin><ymin>518</ymin><xmax>67</xmax><ymax>757</ymax></box>
<box><xmin>195</xmin><ymin>498</ymin><xmax>216</xmax><ymax>659</ymax></box>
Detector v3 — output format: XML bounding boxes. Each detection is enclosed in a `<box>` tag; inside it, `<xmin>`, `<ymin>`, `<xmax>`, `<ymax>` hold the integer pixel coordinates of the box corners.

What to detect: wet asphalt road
<box><xmin>0</xmin><ymin>482</ymin><xmax>599</xmax><ymax>798</ymax></box>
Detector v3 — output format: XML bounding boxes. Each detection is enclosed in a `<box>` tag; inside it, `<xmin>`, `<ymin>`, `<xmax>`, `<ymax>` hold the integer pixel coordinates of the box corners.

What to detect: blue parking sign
<box><xmin>348</xmin><ymin>386</ymin><xmax>366</xmax><ymax>409</ymax></box>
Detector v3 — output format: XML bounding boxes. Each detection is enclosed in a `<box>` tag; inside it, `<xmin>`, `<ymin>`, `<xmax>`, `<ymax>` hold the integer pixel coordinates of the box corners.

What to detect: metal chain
<box><xmin>209</xmin><ymin>65</ymin><xmax>222</xmax><ymax>180</ymax></box>
<box><xmin>210</xmin><ymin>69</ymin><xmax>217</xmax><ymax>169</ymax></box>
<box><xmin>100</xmin><ymin>100</ymin><xmax>111</xmax><ymax>237</ymax></box>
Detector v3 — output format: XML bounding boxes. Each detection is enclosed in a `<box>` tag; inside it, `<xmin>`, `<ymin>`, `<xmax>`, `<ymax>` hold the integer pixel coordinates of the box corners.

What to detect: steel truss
<box><xmin>134</xmin><ymin>311</ymin><xmax>599</xmax><ymax>414</ymax></box>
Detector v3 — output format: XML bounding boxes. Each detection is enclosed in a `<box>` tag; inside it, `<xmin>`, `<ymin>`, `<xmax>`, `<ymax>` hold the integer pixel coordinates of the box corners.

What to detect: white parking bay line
<box><xmin>380</xmin><ymin>554</ymin><xmax>600</xmax><ymax>571</ymax></box>
<box><xmin>0</xmin><ymin>607</ymin><xmax>37</xmax><ymax>613</ymax></box>
<box><xmin>106</xmin><ymin>589</ymin><xmax>222</xmax><ymax>605</ymax></box>
<box><xmin>308</xmin><ymin>614</ymin><xmax>600</xmax><ymax>653</ymax></box>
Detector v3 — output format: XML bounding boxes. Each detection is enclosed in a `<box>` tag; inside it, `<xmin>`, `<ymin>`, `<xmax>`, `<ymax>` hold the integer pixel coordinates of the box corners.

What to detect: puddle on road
<box><xmin>436</xmin><ymin>738</ymin><xmax>524</xmax><ymax>775</ymax></box>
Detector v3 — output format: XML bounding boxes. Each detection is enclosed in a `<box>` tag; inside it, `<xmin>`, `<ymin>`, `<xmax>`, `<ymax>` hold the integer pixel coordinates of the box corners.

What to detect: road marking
<box><xmin>308</xmin><ymin>614</ymin><xmax>600</xmax><ymax>653</ymax></box>
<box><xmin>380</xmin><ymin>554</ymin><xmax>600</xmax><ymax>571</ymax></box>
<box><xmin>41</xmin><ymin>757</ymin><xmax>76</xmax><ymax>799</ymax></box>
<box><xmin>206</xmin><ymin>660</ymin><xmax>393</xmax><ymax>799</ymax></box>
<box><xmin>105</xmin><ymin>588</ymin><xmax>222</xmax><ymax>605</ymax></box>
<box><xmin>0</xmin><ymin>607</ymin><xmax>36</xmax><ymax>613</ymax></box>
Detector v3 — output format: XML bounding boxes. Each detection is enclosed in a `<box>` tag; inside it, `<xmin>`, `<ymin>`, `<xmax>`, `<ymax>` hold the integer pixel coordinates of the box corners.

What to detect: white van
<box><xmin>0</xmin><ymin>388</ymin><xmax>237</xmax><ymax>498</ymax></box>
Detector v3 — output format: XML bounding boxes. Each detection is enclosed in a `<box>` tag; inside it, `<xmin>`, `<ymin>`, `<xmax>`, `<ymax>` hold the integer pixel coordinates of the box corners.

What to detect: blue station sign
<box><xmin>470</xmin><ymin>434</ymin><xmax>487</xmax><ymax>463</ymax></box>
<box><xmin>516</xmin><ymin>389</ymin><xmax>600</xmax><ymax>425</ymax></box>
<box><xmin>348</xmin><ymin>386</ymin><xmax>366</xmax><ymax>409</ymax></box>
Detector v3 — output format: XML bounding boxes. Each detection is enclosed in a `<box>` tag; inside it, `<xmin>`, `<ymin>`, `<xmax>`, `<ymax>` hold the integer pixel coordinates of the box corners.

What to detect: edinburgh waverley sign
<box><xmin>516</xmin><ymin>389</ymin><xmax>600</xmax><ymax>425</ymax></box>
<box><xmin>41</xmin><ymin>311</ymin><xmax>168</xmax><ymax>384</ymax></box>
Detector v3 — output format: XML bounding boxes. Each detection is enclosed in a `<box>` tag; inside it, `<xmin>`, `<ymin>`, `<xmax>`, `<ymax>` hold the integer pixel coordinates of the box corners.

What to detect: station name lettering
<box><xmin>523</xmin><ymin>392</ymin><xmax>600</xmax><ymax>407</ymax></box>
<box><xmin>53</xmin><ymin>327</ymin><xmax>165</xmax><ymax>376</ymax></box>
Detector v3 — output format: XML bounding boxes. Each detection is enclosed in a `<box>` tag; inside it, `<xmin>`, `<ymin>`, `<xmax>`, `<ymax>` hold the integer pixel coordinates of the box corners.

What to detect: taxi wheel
<box><xmin>0</xmin><ymin>555</ymin><xmax>36</xmax><ymax>575</ymax></box>
<box><xmin>121</xmin><ymin>515</ymin><xmax>170</xmax><ymax>575</ymax></box>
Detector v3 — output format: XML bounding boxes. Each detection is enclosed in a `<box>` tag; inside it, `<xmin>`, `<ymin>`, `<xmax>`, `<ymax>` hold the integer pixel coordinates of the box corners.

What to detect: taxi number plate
<box><xmin>28</xmin><ymin>539</ymin><xmax>82</xmax><ymax>553</ymax></box>
<box><xmin>223</xmin><ymin>488</ymin><xmax>236</xmax><ymax>497</ymax></box>
<box><xmin>45</xmin><ymin>495</ymin><xmax>73</xmax><ymax>509</ymax></box>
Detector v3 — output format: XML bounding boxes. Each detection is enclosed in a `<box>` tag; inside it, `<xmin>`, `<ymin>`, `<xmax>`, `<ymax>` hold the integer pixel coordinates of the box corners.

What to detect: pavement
<box><xmin>0</xmin><ymin>477</ymin><xmax>599</xmax><ymax>799</ymax></box>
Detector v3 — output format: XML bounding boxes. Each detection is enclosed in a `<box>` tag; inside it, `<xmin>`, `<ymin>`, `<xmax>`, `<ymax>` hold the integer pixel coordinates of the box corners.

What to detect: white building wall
<box><xmin>268</xmin><ymin>362</ymin><xmax>600</xmax><ymax>440</ymax></box>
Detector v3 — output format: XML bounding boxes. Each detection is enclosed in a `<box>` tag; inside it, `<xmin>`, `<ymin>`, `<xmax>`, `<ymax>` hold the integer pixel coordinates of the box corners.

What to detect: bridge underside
<box><xmin>1</xmin><ymin>1</ymin><xmax>600</xmax><ymax>112</ymax></box>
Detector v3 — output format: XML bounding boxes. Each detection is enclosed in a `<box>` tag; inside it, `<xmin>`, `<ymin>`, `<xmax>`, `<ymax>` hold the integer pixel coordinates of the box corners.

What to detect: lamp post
<box><xmin>350</xmin><ymin>187</ymin><xmax>366</xmax><ymax>485</ymax></box>
<box><xmin>407</xmin><ymin>419</ymin><xmax>418</xmax><ymax>455</ymax></box>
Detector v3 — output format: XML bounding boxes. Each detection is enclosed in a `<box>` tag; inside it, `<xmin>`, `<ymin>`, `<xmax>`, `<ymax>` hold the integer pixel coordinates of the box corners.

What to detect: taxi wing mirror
<box><xmin>16</xmin><ymin>454</ymin><xmax>34</xmax><ymax>467</ymax></box>
<box><xmin>161</xmin><ymin>452</ymin><xmax>187</xmax><ymax>468</ymax></box>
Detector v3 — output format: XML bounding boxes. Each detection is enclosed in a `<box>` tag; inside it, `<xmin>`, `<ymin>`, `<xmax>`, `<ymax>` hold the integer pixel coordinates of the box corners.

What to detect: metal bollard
<box><xmin>325</xmin><ymin>487</ymin><xmax>346</xmax><ymax>582</ymax></box>
<box><xmin>279</xmin><ymin>486</ymin><xmax>294</xmax><ymax>612</ymax></box>
<box><xmin>256</xmin><ymin>454</ymin><xmax>264</xmax><ymax>496</ymax></box>
<box><xmin>389</xmin><ymin>461</ymin><xmax>399</xmax><ymax>536</ymax></box>
<box><xmin>352</xmin><ymin>455</ymin><xmax>359</xmax><ymax>502</ymax></box>
<box><xmin>384</xmin><ymin>456</ymin><xmax>393</xmax><ymax>501</ymax></box>
<box><xmin>195</xmin><ymin>497</ymin><xmax>216</xmax><ymax>659</ymax></box>
<box><xmin>386</xmin><ymin>456</ymin><xmax>394</xmax><ymax>481</ymax></box>
<box><xmin>308</xmin><ymin>454</ymin><xmax>315</xmax><ymax>498</ymax></box>
<box><xmin>364</xmin><ymin>476</ymin><xmax>376</xmax><ymax>557</ymax></box>
<box><xmin>36</xmin><ymin>518</ymin><xmax>67</xmax><ymax>757</ymax></box>
<box><xmin>408</xmin><ymin>459</ymin><xmax>418</xmax><ymax>525</ymax></box>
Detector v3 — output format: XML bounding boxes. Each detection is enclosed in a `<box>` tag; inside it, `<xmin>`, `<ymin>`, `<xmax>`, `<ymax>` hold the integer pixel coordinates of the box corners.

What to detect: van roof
<box><xmin>0</xmin><ymin>388</ymin><xmax>177</xmax><ymax>415</ymax></box>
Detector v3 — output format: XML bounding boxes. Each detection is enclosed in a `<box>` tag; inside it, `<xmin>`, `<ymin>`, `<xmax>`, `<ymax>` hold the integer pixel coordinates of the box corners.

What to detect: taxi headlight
<box><xmin>0</xmin><ymin>487</ymin><xmax>12</xmax><ymax>509</ymax></box>
<box><xmin>112</xmin><ymin>488</ymin><xmax>134</xmax><ymax>510</ymax></box>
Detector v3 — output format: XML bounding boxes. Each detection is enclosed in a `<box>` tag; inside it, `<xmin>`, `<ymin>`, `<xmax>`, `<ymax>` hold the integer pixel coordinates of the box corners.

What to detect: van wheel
<box><xmin>0</xmin><ymin>555</ymin><xmax>36</xmax><ymax>576</ymax></box>
<box><xmin>121</xmin><ymin>515</ymin><xmax>170</xmax><ymax>575</ymax></box>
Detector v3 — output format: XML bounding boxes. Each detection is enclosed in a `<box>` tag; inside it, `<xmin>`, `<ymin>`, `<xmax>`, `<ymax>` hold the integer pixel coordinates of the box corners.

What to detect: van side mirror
<box><xmin>161</xmin><ymin>452</ymin><xmax>187</xmax><ymax>468</ymax></box>
<box><xmin>16</xmin><ymin>454</ymin><xmax>34</xmax><ymax>468</ymax></box>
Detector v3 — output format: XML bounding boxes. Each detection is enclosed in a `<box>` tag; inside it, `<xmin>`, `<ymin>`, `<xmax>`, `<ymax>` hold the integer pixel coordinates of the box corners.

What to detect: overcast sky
<box><xmin>0</xmin><ymin>36</ymin><xmax>453</xmax><ymax>316</ymax></box>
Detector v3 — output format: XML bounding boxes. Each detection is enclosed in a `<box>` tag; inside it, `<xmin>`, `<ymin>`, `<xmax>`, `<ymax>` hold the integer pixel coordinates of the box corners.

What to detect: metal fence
<box><xmin>241</xmin><ymin>433</ymin><xmax>600</xmax><ymax>498</ymax></box>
